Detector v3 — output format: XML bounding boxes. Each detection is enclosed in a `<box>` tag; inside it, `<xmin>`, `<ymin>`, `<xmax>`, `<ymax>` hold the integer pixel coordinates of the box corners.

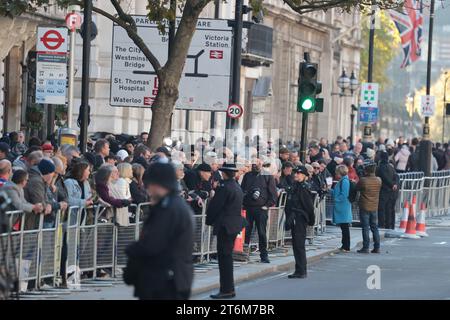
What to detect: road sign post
<box><xmin>66</xmin><ymin>9</ymin><xmax>82</xmax><ymax>129</ymax></box>
<box><xmin>79</xmin><ymin>0</ymin><xmax>92</xmax><ymax>154</ymax></box>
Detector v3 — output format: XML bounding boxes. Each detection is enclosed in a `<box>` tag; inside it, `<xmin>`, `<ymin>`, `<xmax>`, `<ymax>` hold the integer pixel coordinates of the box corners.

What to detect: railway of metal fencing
<box><xmin>0</xmin><ymin>170</ymin><xmax>449</xmax><ymax>297</ymax></box>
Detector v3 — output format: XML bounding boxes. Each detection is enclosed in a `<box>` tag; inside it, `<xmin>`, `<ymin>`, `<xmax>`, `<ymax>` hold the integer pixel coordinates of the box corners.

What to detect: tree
<box><xmin>359</xmin><ymin>10</ymin><xmax>400</xmax><ymax>90</ymax></box>
<box><xmin>1</xmin><ymin>0</ymin><xmax>403</xmax><ymax>150</ymax></box>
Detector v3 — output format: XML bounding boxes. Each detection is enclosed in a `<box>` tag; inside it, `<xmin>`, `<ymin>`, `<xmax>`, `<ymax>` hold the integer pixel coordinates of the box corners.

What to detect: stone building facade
<box><xmin>0</xmin><ymin>0</ymin><xmax>362</xmax><ymax>144</ymax></box>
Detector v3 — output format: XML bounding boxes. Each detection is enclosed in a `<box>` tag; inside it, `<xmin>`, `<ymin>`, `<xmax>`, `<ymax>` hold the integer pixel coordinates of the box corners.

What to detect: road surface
<box><xmin>193</xmin><ymin>227</ymin><xmax>450</xmax><ymax>300</ymax></box>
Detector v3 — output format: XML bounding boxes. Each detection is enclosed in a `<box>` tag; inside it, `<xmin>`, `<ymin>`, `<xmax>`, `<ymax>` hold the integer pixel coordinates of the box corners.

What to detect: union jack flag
<box><xmin>389</xmin><ymin>0</ymin><xmax>424</xmax><ymax>68</ymax></box>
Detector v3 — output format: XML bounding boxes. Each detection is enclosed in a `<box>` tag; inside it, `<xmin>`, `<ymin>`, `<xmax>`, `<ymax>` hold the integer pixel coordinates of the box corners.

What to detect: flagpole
<box><xmin>420</xmin><ymin>0</ymin><xmax>435</xmax><ymax>176</ymax></box>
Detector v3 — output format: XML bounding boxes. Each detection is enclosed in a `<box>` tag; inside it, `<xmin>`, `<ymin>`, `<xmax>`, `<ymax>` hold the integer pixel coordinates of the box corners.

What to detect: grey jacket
<box><xmin>64</xmin><ymin>178</ymin><xmax>92</xmax><ymax>208</ymax></box>
<box><xmin>3</xmin><ymin>182</ymin><xmax>34</xmax><ymax>213</ymax></box>
<box><xmin>24</xmin><ymin>166</ymin><xmax>47</xmax><ymax>230</ymax></box>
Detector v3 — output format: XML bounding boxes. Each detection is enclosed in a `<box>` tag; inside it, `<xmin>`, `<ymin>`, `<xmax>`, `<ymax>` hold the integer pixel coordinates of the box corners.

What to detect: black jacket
<box><xmin>241</xmin><ymin>171</ymin><xmax>278</xmax><ymax>209</ymax></box>
<box><xmin>130</xmin><ymin>180</ymin><xmax>148</xmax><ymax>205</ymax></box>
<box><xmin>284</xmin><ymin>181</ymin><xmax>315</xmax><ymax>229</ymax></box>
<box><xmin>278</xmin><ymin>174</ymin><xmax>294</xmax><ymax>192</ymax></box>
<box><xmin>183</xmin><ymin>169</ymin><xmax>213</xmax><ymax>214</ymax></box>
<box><xmin>124</xmin><ymin>193</ymin><xmax>194</xmax><ymax>299</ymax></box>
<box><xmin>376</xmin><ymin>161</ymin><xmax>398</xmax><ymax>192</ymax></box>
<box><xmin>184</xmin><ymin>169</ymin><xmax>213</xmax><ymax>195</ymax></box>
<box><xmin>407</xmin><ymin>149</ymin><xmax>420</xmax><ymax>172</ymax></box>
<box><xmin>206</xmin><ymin>178</ymin><xmax>246</xmax><ymax>235</ymax></box>
<box><xmin>132</xmin><ymin>156</ymin><xmax>149</xmax><ymax>170</ymax></box>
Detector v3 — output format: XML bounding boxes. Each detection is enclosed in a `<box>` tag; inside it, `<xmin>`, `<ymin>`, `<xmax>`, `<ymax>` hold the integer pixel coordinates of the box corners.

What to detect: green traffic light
<box><xmin>302</xmin><ymin>98</ymin><xmax>313</xmax><ymax>111</ymax></box>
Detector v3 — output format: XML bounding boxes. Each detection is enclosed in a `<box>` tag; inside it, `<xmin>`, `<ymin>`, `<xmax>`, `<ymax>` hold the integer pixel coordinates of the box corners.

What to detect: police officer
<box><xmin>206</xmin><ymin>163</ymin><xmax>246</xmax><ymax>299</ymax></box>
<box><xmin>124</xmin><ymin>162</ymin><xmax>194</xmax><ymax>300</ymax></box>
<box><xmin>285</xmin><ymin>166</ymin><xmax>315</xmax><ymax>279</ymax></box>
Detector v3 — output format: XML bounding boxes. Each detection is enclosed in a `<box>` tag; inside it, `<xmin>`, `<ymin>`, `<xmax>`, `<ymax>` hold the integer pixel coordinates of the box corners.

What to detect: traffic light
<box><xmin>297</xmin><ymin>62</ymin><xmax>322</xmax><ymax>113</ymax></box>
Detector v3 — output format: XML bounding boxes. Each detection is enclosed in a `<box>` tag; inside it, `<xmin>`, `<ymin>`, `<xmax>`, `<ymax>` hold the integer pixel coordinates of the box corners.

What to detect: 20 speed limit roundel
<box><xmin>227</xmin><ymin>104</ymin><xmax>243</xmax><ymax>119</ymax></box>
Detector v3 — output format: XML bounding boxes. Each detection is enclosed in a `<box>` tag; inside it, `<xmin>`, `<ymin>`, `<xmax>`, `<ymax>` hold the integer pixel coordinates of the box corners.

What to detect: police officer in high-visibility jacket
<box><xmin>284</xmin><ymin>166</ymin><xmax>315</xmax><ymax>279</ymax></box>
<box><xmin>206</xmin><ymin>163</ymin><xmax>246</xmax><ymax>299</ymax></box>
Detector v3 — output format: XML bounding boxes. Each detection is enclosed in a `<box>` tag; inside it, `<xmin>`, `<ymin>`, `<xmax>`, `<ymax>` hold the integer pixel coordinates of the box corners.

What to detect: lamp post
<box><xmin>337</xmin><ymin>70</ymin><xmax>359</xmax><ymax>145</ymax></box>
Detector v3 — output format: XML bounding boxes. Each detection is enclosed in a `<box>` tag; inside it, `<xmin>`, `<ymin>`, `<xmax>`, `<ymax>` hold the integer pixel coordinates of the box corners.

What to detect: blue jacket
<box><xmin>332</xmin><ymin>176</ymin><xmax>352</xmax><ymax>224</ymax></box>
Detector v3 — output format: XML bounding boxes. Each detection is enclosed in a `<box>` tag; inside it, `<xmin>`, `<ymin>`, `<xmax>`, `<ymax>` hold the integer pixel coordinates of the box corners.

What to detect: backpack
<box><xmin>340</xmin><ymin>178</ymin><xmax>357</xmax><ymax>203</ymax></box>
<box><xmin>348</xmin><ymin>180</ymin><xmax>358</xmax><ymax>203</ymax></box>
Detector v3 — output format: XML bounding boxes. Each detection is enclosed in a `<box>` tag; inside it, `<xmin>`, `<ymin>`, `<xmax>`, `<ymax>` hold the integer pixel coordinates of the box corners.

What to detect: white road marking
<box><xmin>432</xmin><ymin>242</ymin><xmax>447</xmax><ymax>245</ymax></box>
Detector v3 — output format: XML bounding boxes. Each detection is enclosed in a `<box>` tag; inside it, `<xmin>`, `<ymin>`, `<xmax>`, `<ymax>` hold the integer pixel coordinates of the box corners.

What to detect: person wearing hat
<box><xmin>124</xmin><ymin>162</ymin><xmax>194</xmax><ymax>300</ymax></box>
<box><xmin>284</xmin><ymin>166</ymin><xmax>315</xmax><ymax>278</ymax></box>
<box><xmin>0</xmin><ymin>142</ymin><xmax>10</xmax><ymax>161</ymax></box>
<box><xmin>278</xmin><ymin>161</ymin><xmax>295</xmax><ymax>192</ymax></box>
<box><xmin>24</xmin><ymin>158</ymin><xmax>64</xmax><ymax>230</ymax></box>
<box><xmin>184</xmin><ymin>163</ymin><xmax>213</xmax><ymax>214</ymax></box>
<box><xmin>356</xmin><ymin>161</ymin><xmax>382</xmax><ymax>253</ymax></box>
<box><xmin>41</xmin><ymin>143</ymin><xmax>54</xmax><ymax>158</ymax></box>
<box><xmin>241</xmin><ymin>157</ymin><xmax>278</xmax><ymax>263</ymax></box>
<box><xmin>155</xmin><ymin>146</ymin><xmax>171</xmax><ymax>159</ymax></box>
<box><xmin>206</xmin><ymin>163</ymin><xmax>246</xmax><ymax>299</ymax></box>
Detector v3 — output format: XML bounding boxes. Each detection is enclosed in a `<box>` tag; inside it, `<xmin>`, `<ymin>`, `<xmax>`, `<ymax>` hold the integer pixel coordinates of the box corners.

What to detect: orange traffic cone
<box><xmin>404</xmin><ymin>199</ymin><xmax>420</xmax><ymax>239</ymax></box>
<box><xmin>416</xmin><ymin>203</ymin><xmax>429</xmax><ymax>237</ymax></box>
<box><xmin>398</xmin><ymin>200</ymin><xmax>409</xmax><ymax>232</ymax></box>
<box><xmin>233</xmin><ymin>210</ymin><xmax>247</xmax><ymax>260</ymax></box>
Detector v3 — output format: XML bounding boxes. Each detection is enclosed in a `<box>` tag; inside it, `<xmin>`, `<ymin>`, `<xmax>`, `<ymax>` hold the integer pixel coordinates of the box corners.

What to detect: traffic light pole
<box><xmin>300</xmin><ymin>112</ymin><xmax>308</xmax><ymax>163</ymax></box>
<box><xmin>420</xmin><ymin>0</ymin><xmax>435</xmax><ymax>176</ymax></box>
<box><xmin>79</xmin><ymin>0</ymin><xmax>92</xmax><ymax>154</ymax></box>
<box><xmin>299</xmin><ymin>52</ymin><xmax>311</xmax><ymax>164</ymax></box>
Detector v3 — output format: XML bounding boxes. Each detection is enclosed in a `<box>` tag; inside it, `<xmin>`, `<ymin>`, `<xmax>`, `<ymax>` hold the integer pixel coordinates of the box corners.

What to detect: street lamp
<box><xmin>337</xmin><ymin>70</ymin><xmax>350</xmax><ymax>95</ymax></box>
<box><xmin>336</xmin><ymin>69</ymin><xmax>359</xmax><ymax>145</ymax></box>
<box><xmin>349</xmin><ymin>71</ymin><xmax>359</xmax><ymax>95</ymax></box>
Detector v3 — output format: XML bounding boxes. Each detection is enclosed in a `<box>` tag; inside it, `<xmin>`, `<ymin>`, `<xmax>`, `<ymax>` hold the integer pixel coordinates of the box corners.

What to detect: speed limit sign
<box><xmin>227</xmin><ymin>104</ymin><xmax>243</xmax><ymax>119</ymax></box>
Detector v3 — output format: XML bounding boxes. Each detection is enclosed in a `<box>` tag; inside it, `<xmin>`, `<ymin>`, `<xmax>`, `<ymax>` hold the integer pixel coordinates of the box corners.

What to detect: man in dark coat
<box><xmin>206</xmin><ymin>163</ymin><xmax>246</xmax><ymax>299</ymax></box>
<box><xmin>184</xmin><ymin>163</ymin><xmax>213</xmax><ymax>214</ymax></box>
<box><xmin>376</xmin><ymin>152</ymin><xmax>398</xmax><ymax>229</ymax></box>
<box><xmin>124</xmin><ymin>162</ymin><xmax>194</xmax><ymax>300</ymax></box>
<box><xmin>241</xmin><ymin>158</ymin><xmax>278</xmax><ymax>263</ymax></box>
<box><xmin>284</xmin><ymin>166</ymin><xmax>315</xmax><ymax>278</ymax></box>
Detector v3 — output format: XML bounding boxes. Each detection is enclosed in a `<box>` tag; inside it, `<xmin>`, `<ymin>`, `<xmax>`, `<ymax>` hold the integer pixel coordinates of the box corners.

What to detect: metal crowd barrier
<box><xmin>396</xmin><ymin>172</ymin><xmax>425</xmax><ymax>217</ymax></box>
<box><xmin>322</xmin><ymin>170</ymin><xmax>449</xmax><ymax>223</ymax></box>
<box><xmin>246</xmin><ymin>191</ymin><xmax>326</xmax><ymax>249</ymax></box>
<box><xmin>423</xmin><ymin>170</ymin><xmax>450</xmax><ymax>217</ymax></box>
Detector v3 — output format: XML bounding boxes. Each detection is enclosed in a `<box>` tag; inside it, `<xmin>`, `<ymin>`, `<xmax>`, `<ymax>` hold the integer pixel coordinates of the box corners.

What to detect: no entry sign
<box><xmin>37</xmin><ymin>27</ymin><xmax>68</xmax><ymax>54</ymax></box>
<box><xmin>227</xmin><ymin>104</ymin><xmax>243</xmax><ymax>119</ymax></box>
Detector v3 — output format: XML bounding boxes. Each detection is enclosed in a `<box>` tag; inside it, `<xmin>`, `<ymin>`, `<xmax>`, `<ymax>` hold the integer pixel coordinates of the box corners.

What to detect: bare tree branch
<box><xmin>281</xmin><ymin>0</ymin><xmax>403</xmax><ymax>15</ymax></box>
<box><xmin>110</xmin><ymin>0</ymin><xmax>137</xmax><ymax>31</ymax></box>
<box><xmin>70</xmin><ymin>0</ymin><xmax>162</xmax><ymax>73</ymax></box>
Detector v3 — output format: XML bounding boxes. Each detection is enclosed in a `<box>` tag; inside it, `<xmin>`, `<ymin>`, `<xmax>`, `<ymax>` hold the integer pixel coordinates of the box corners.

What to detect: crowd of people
<box><xmin>0</xmin><ymin>130</ymin><xmax>449</xmax><ymax>299</ymax></box>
